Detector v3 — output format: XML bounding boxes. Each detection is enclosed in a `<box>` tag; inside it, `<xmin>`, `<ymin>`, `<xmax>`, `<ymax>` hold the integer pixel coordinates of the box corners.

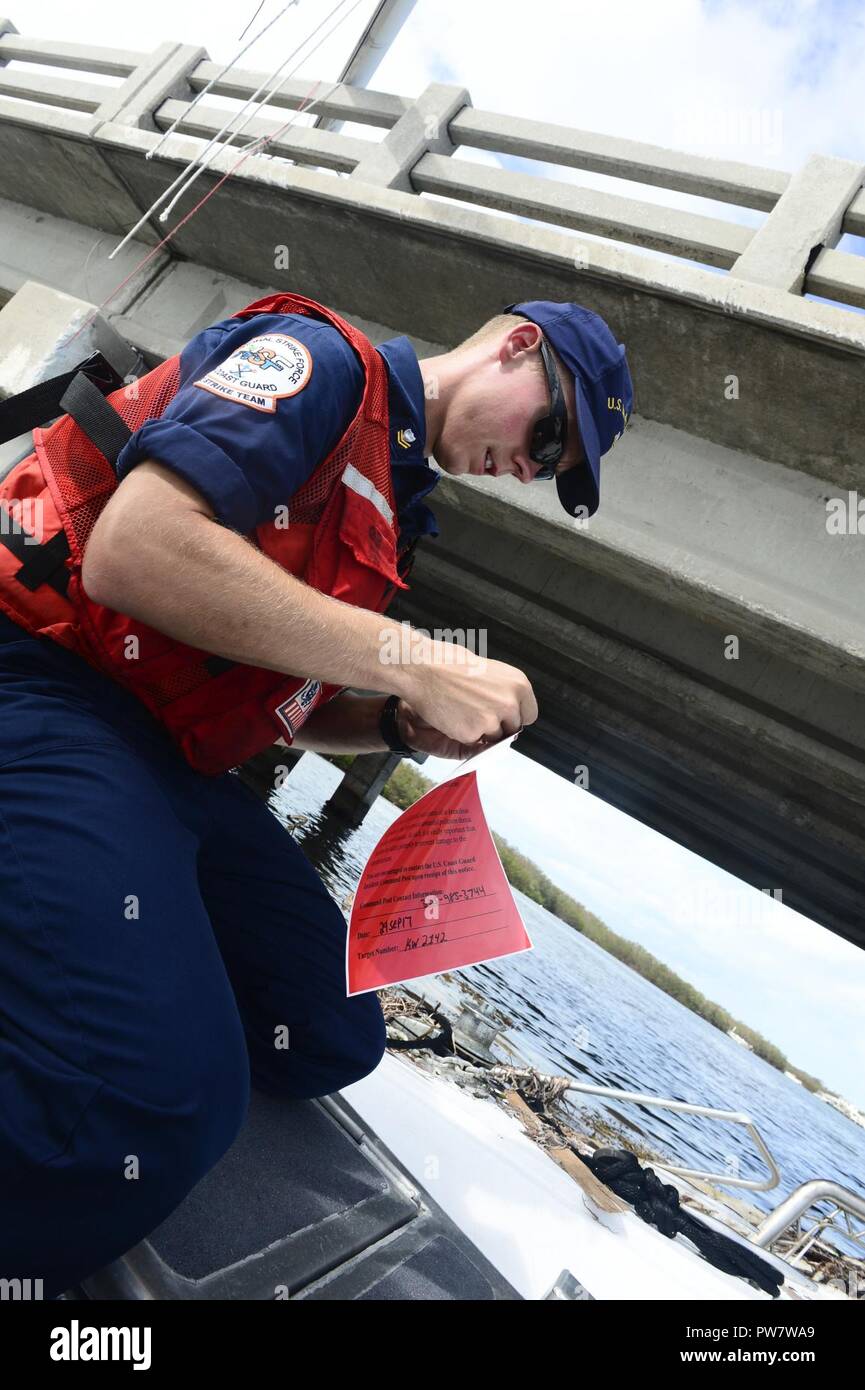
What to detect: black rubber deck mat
<box><xmin>78</xmin><ymin>1086</ymin><xmax>521</xmax><ymax>1300</ymax></box>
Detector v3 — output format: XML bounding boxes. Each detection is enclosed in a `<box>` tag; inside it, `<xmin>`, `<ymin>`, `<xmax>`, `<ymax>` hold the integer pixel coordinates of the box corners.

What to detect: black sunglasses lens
<box><xmin>531</xmin><ymin>417</ymin><xmax>563</xmax><ymax>477</ymax></box>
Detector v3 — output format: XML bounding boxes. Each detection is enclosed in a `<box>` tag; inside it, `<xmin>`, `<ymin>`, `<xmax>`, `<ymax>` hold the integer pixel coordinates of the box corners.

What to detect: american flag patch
<box><xmin>275</xmin><ymin>679</ymin><xmax>322</xmax><ymax>737</ymax></box>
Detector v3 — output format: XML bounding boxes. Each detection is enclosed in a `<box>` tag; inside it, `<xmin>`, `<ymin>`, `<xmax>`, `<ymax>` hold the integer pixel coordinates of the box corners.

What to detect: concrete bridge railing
<box><xmin>1</xmin><ymin>18</ymin><xmax>864</xmax><ymax>310</ymax></box>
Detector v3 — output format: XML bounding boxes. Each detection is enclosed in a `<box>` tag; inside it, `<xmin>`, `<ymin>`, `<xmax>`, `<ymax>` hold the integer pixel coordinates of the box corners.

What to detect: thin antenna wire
<box><xmin>111</xmin><ymin>0</ymin><xmax>352</xmax><ymax>257</ymax></box>
<box><xmin>239</xmin><ymin>0</ymin><xmax>268</xmax><ymax>42</ymax></box>
<box><xmin>158</xmin><ymin>0</ymin><xmax>361</xmax><ymax>225</ymax></box>
<box><xmin>75</xmin><ymin>62</ymin><xmax>357</xmax><ymax>342</ymax></box>
<box><xmin>149</xmin><ymin>0</ymin><xmax>298</xmax><ymax>159</ymax></box>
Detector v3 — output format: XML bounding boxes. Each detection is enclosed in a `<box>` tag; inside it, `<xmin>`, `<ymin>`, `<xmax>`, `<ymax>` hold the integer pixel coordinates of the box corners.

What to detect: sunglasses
<box><xmin>529</xmin><ymin>336</ymin><xmax>569</xmax><ymax>480</ymax></box>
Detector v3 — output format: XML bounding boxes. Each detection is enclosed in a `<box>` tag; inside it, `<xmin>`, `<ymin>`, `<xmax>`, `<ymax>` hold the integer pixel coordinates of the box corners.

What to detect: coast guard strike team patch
<box><xmin>193</xmin><ymin>333</ymin><xmax>313</xmax><ymax>413</ymax></box>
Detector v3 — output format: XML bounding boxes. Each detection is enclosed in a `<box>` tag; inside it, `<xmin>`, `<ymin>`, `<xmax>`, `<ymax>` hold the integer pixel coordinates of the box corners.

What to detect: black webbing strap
<box><xmin>58</xmin><ymin>370</ymin><xmax>132</xmax><ymax>467</ymax></box>
<box><xmin>378</xmin><ymin>535</ymin><xmax>420</xmax><ymax>611</ymax></box>
<box><xmin>0</xmin><ymin>353</ymin><xmax>130</xmax><ymax>597</ymax></box>
<box><xmin>204</xmin><ymin>655</ymin><xmax>237</xmax><ymax>677</ymax></box>
<box><xmin>0</xmin><ymin>509</ymin><xmax>71</xmax><ymax>597</ymax></box>
<box><xmin>397</xmin><ymin>535</ymin><xmax>420</xmax><ymax>583</ymax></box>
<box><xmin>0</xmin><ymin>351</ymin><xmax>126</xmax><ymax>448</ymax></box>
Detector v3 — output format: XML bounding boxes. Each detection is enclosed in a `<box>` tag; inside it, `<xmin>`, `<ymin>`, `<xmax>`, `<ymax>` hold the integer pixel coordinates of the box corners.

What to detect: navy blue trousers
<box><xmin>0</xmin><ymin>612</ymin><xmax>385</xmax><ymax>1298</ymax></box>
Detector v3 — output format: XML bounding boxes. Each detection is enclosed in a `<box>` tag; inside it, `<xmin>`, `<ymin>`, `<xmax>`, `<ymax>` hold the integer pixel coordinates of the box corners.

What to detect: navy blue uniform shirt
<box><xmin>115</xmin><ymin>312</ymin><xmax>440</xmax><ymax>546</ymax></box>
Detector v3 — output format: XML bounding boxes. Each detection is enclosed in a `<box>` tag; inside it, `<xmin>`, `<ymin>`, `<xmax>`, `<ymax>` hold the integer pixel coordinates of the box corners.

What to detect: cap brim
<box><xmin>556</xmin><ymin>377</ymin><xmax>601</xmax><ymax>518</ymax></box>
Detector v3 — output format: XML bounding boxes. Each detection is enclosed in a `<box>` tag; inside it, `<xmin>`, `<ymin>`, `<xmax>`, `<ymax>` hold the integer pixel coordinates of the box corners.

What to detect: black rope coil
<box><xmin>581</xmin><ymin>1148</ymin><xmax>783</xmax><ymax>1297</ymax></box>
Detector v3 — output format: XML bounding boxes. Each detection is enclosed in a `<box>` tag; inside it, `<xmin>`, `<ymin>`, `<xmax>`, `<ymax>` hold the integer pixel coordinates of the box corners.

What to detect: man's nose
<box><xmin>511</xmin><ymin>451</ymin><xmax>536</xmax><ymax>483</ymax></box>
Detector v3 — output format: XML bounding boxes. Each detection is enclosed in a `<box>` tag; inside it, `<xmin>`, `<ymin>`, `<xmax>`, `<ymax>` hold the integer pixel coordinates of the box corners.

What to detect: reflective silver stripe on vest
<box><xmin>342</xmin><ymin>461</ymin><xmax>393</xmax><ymax>528</ymax></box>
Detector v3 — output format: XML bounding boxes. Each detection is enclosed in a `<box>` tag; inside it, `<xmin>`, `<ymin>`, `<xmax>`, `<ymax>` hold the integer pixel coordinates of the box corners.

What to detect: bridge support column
<box><xmin>96</xmin><ymin>41</ymin><xmax>207</xmax><ymax>131</ymax></box>
<box><xmin>0</xmin><ymin>17</ymin><xmax>18</xmax><ymax>59</ymax></box>
<box><xmin>235</xmin><ymin>744</ymin><xmax>306</xmax><ymax>799</ymax></box>
<box><xmin>729</xmin><ymin>153</ymin><xmax>865</xmax><ymax>293</ymax></box>
<box><xmin>350</xmin><ymin>81</ymin><xmax>469</xmax><ymax>192</ymax></box>
<box><xmin>325</xmin><ymin>751</ymin><xmax>404</xmax><ymax>823</ymax></box>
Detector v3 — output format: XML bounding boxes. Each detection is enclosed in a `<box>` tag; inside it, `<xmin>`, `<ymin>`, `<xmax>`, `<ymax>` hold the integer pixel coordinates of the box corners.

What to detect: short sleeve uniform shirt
<box><xmin>115</xmin><ymin>312</ymin><xmax>441</xmax><ymax>546</ymax></box>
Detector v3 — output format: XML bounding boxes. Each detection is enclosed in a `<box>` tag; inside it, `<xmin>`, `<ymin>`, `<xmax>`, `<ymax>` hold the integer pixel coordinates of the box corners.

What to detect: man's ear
<box><xmin>500</xmin><ymin>320</ymin><xmax>542</xmax><ymax>364</ymax></box>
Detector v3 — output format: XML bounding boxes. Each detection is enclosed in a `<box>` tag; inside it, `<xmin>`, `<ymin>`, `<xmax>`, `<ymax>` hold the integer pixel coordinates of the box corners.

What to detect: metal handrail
<box><xmin>753</xmin><ymin>1180</ymin><xmax>865</xmax><ymax>1249</ymax></box>
<box><xmin>560</xmin><ymin>1079</ymin><xmax>782</xmax><ymax>1193</ymax></box>
<box><xmin>780</xmin><ymin>1204</ymin><xmax>865</xmax><ymax>1270</ymax></box>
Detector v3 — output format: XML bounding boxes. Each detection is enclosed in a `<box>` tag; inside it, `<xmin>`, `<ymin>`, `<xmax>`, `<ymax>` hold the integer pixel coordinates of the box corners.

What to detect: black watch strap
<box><xmin>379</xmin><ymin>694</ymin><xmax>415</xmax><ymax>755</ymax></box>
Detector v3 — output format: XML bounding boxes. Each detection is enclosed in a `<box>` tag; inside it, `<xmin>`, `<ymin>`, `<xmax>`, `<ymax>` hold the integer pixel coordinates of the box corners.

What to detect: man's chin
<box><xmin>437</xmin><ymin>456</ymin><xmax>470</xmax><ymax>477</ymax></box>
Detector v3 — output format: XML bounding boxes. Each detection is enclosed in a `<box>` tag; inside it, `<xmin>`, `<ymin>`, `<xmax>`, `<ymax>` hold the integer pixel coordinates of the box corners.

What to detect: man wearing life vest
<box><xmin>0</xmin><ymin>291</ymin><xmax>633</xmax><ymax>1296</ymax></box>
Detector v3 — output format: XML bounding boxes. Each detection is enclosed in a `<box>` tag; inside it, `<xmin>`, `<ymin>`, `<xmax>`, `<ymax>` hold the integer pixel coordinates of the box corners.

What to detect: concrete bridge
<box><xmin>1</xmin><ymin>16</ymin><xmax>864</xmax><ymax>950</ymax></box>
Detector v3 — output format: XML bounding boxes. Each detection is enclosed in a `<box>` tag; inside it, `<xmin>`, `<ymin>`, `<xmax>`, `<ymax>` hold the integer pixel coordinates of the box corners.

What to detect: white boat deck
<box><xmin>344</xmin><ymin>1052</ymin><xmax>849</xmax><ymax>1302</ymax></box>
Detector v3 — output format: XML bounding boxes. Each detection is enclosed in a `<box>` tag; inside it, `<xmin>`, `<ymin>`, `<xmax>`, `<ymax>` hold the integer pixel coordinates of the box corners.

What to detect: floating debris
<box><xmin>378</xmin><ymin>984</ymin><xmax>864</xmax><ymax>1297</ymax></box>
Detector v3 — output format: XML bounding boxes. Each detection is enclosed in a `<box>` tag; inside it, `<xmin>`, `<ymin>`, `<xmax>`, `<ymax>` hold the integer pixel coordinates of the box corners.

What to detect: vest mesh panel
<box><xmin>26</xmin><ymin>292</ymin><xmax>399</xmax><ymax>769</ymax></box>
<box><xmin>42</xmin><ymin>358</ymin><xmax>182</xmax><ymax>555</ymax></box>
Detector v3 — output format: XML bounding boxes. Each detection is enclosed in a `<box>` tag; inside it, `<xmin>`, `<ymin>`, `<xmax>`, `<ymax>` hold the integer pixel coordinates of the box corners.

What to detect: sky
<box><xmin>8</xmin><ymin>0</ymin><xmax>865</xmax><ymax>1108</ymax></box>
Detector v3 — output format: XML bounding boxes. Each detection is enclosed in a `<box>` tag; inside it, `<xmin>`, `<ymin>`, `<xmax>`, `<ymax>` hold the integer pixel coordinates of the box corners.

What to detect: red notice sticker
<box><xmin>346</xmin><ymin>737</ymin><xmax>532</xmax><ymax>996</ymax></box>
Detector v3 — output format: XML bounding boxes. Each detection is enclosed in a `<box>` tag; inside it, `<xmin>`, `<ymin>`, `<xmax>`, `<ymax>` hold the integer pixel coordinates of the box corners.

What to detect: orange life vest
<box><xmin>0</xmin><ymin>292</ymin><xmax>411</xmax><ymax>774</ymax></box>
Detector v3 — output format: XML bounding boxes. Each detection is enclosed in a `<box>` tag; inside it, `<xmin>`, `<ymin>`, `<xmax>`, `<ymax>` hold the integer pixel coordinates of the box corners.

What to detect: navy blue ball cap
<box><xmin>502</xmin><ymin>300</ymin><xmax>634</xmax><ymax>518</ymax></box>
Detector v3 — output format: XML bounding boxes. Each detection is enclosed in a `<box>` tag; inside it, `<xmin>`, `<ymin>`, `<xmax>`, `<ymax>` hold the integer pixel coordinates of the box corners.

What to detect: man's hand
<box><xmin>396</xmin><ymin>697</ymin><xmax>512</xmax><ymax>761</ymax></box>
<box><xmin>399</xmin><ymin>641</ymin><xmax>537</xmax><ymax>748</ymax></box>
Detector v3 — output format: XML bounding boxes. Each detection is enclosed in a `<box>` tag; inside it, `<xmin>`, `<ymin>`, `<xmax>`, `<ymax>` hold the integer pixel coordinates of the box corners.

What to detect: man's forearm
<box><xmin>82</xmin><ymin>462</ymin><xmax>426</xmax><ymax>697</ymax></box>
<box><xmin>289</xmin><ymin>692</ymin><xmax>392</xmax><ymax>754</ymax></box>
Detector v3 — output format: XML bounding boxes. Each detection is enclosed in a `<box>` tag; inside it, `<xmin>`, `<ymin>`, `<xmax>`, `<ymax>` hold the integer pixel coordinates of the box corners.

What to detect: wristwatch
<box><xmin>378</xmin><ymin>694</ymin><xmax>416</xmax><ymax>756</ymax></box>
